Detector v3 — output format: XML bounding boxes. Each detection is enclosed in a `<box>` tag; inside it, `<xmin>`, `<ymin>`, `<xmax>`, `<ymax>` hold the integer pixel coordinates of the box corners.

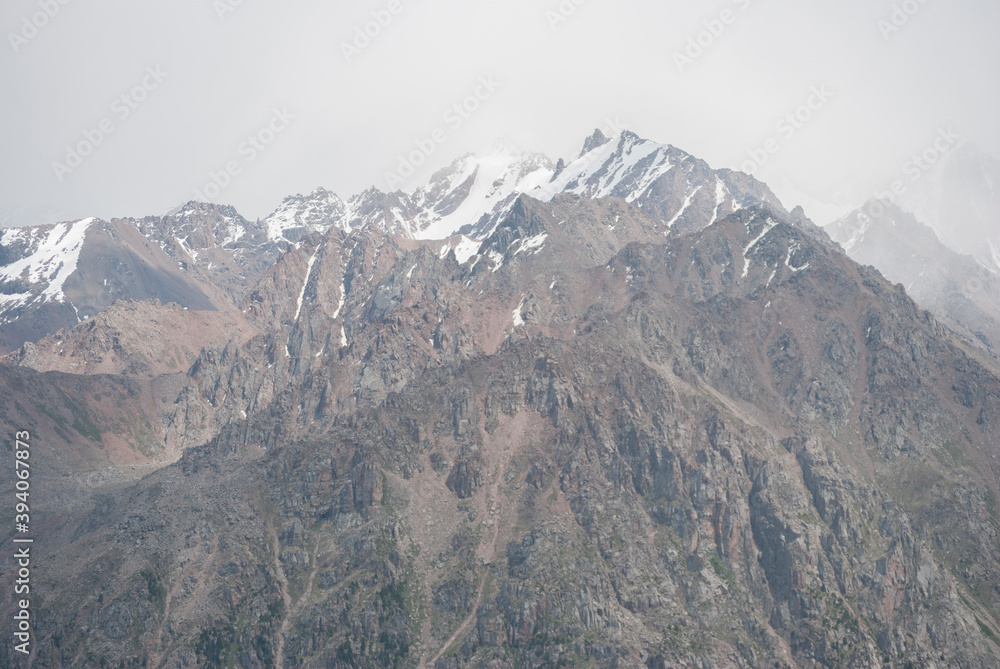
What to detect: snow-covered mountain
<box><xmin>0</xmin><ymin>215</ymin><xmax>228</xmax><ymax>353</ymax></box>
<box><xmin>0</xmin><ymin>203</ymin><xmax>289</xmax><ymax>352</ymax></box>
<box><xmin>405</xmin><ymin>145</ymin><xmax>555</xmax><ymax>239</ymax></box>
<box><xmin>261</xmin><ymin>145</ymin><xmax>556</xmax><ymax>243</ymax></box>
<box><xmin>0</xmin><ymin>129</ymin><xmax>824</xmax><ymax>353</ymax></box>
<box><xmin>534</xmin><ymin>129</ymin><xmax>760</xmax><ymax>233</ymax></box>
<box><xmin>261</xmin><ymin>129</ymin><xmax>805</xmax><ymax>243</ymax></box>
<box><xmin>898</xmin><ymin>142</ymin><xmax>1000</xmax><ymax>274</ymax></box>
<box><xmin>0</xmin><ymin>217</ymin><xmax>93</xmax><ymax>318</ymax></box>
<box><xmin>263</xmin><ymin>188</ymin><xmax>348</xmax><ymax>242</ymax></box>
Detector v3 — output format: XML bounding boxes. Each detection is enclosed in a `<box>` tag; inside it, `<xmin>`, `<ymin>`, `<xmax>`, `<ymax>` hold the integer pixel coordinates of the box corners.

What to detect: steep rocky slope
<box><xmin>3</xmin><ymin>299</ymin><xmax>256</xmax><ymax>379</ymax></box>
<box><xmin>4</xmin><ymin>195</ymin><xmax>1000</xmax><ymax>668</ymax></box>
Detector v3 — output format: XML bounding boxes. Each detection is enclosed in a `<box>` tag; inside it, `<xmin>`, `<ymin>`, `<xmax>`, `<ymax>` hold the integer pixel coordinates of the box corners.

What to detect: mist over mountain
<box><xmin>897</xmin><ymin>143</ymin><xmax>1000</xmax><ymax>275</ymax></box>
<box><xmin>827</xmin><ymin>200</ymin><xmax>1000</xmax><ymax>358</ymax></box>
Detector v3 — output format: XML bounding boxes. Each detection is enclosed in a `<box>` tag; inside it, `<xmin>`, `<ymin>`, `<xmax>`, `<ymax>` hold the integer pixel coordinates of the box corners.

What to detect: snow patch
<box><xmin>293</xmin><ymin>247</ymin><xmax>321</xmax><ymax>322</ymax></box>
<box><xmin>711</xmin><ymin>178</ymin><xmax>727</xmax><ymax>223</ymax></box>
<box><xmin>512</xmin><ymin>296</ymin><xmax>526</xmax><ymax>327</ymax></box>
<box><xmin>176</xmin><ymin>235</ymin><xmax>199</xmax><ymax>262</ymax></box>
<box><xmin>221</xmin><ymin>221</ymin><xmax>247</xmax><ymax>246</ymax></box>
<box><xmin>742</xmin><ymin>218</ymin><xmax>778</xmax><ymax>279</ymax></box>
<box><xmin>487</xmin><ymin>250</ymin><xmax>505</xmax><ymax>272</ymax></box>
<box><xmin>784</xmin><ymin>241</ymin><xmax>810</xmax><ymax>272</ymax></box>
<box><xmin>453</xmin><ymin>236</ymin><xmax>480</xmax><ymax>264</ymax></box>
<box><xmin>512</xmin><ymin>232</ymin><xmax>548</xmax><ymax>256</ymax></box>
<box><xmin>332</xmin><ymin>282</ymin><xmax>346</xmax><ymax>320</ymax></box>
<box><xmin>437</xmin><ymin>235</ymin><xmax>480</xmax><ymax>264</ymax></box>
<box><xmin>841</xmin><ymin>216</ymin><xmax>871</xmax><ymax>253</ymax></box>
<box><xmin>666</xmin><ymin>186</ymin><xmax>702</xmax><ymax>228</ymax></box>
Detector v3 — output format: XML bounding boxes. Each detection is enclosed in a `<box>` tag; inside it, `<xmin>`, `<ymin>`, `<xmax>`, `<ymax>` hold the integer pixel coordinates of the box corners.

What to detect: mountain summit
<box><xmin>0</xmin><ymin>130</ymin><xmax>813</xmax><ymax>351</ymax></box>
<box><xmin>257</xmin><ymin>129</ymin><xmax>799</xmax><ymax>242</ymax></box>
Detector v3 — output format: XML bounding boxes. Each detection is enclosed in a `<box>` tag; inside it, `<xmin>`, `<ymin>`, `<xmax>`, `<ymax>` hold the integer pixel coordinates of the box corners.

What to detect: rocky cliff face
<box><xmin>3</xmin><ymin>299</ymin><xmax>255</xmax><ymax>379</ymax></box>
<box><xmin>4</xmin><ymin>192</ymin><xmax>1000</xmax><ymax>668</ymax></box>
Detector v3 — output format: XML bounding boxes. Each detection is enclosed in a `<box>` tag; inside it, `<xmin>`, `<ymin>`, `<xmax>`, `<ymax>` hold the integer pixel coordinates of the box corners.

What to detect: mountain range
<box><xmin>1</xmin><ymin>130</ymin><xmax>999</xmax><ymax>668</ymax></box>
<box><xmin>0</xmin><ymin>130</ymin><xmax>822</xmax><ymax>355</ymax></box>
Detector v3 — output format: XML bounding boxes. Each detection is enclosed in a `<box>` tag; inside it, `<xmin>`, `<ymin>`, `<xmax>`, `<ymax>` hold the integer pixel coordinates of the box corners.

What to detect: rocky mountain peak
<box><xmin>254</xmin><ymin>129</ymin><xmax>798</xmax><ymax>244</ymax></box>
<box><xmin>264</xmin><ymin>186</ymin><xmax>348</xmax><ymax>242</ymax></box>
<box><xmin>580</xmin><ymin>127</ymin><xmax>610</xmax><ymax>156</ymax></box>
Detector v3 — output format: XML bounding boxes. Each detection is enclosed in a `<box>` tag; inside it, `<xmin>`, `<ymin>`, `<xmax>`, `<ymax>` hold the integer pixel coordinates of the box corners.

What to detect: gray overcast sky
<box><xmin>1</xmin><ymin>0</ymin><xmax>998</xmax><ymax>228</ymax></box>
